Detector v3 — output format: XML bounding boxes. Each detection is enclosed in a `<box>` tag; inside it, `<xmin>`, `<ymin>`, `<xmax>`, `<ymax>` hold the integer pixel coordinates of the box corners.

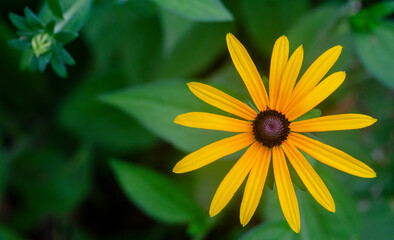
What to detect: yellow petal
<box><xmin>226</xmin><ymin>33</ymin><xmax>269</xmax><ymax>111</ymax></box>
<box><xmin>188</xmin><ymin>82</ymin><xmax>257</xmax><ymax>120</ymax></box>
<box><xmin>286</xmin><ymin>71</ymin><xmax>346</xmax><ymax>121</ymax></box>
<box><xmin>276</xmin><ymin>45</ymin><xmax>303</xmax><ymax>112</ymax></box>
<box><xmin>174</xmin><ymin>112</ymin><xmax>253</xmax><ymax>132</ymax></box>
<box><xmin>269</xmin><ymin>36</ymin><xmax>289</xmax><ymax>109</ymax></box>
<box><xmin>290</xmin><ymin>114</ymin><xmax>377</xmax><ymax>132</ymax></box>
<box><xmin>282</xmin><ymin>141</ymin><xmax>335</xmax><ymax>212</ymax></box>
<box><xmin>288</xmin><ymin>133</ymin><xmax>376</xmax><ymax>178</ymax></box>
<box><xmin>273</xmin><ymin>146</ymin><xmax>300</xmax><ymax>233</ymax></box>
<box><xmin>240</xmin><ymin>146</ymin><xmax>270</xmax><ymax>226</ymax></box>
<box><xmin>173</xmin><ymin>132</ymin><xmax>255</xmax><ymax>173</ymax></box>
<box><xmin>209</xmin><ymin>142</ymin><xmax>262</xmax><ymax>217</ymax></box>
<box><xmin>284</xmin><ymin>45</ymin><xmax>342</xmax><ymax>112</ymax></box>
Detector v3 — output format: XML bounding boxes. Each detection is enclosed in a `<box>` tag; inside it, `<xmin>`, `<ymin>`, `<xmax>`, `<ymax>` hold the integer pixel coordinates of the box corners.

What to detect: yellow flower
<box><xmin>173</xmin><ymin>33</ymin><xmax>376</xmax><ymax>233</ymax></box>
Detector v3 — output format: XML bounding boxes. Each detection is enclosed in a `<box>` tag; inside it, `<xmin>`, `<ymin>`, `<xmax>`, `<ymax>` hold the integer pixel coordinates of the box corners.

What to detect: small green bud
<box><xmin>31</xmin><ymin>33</ymin><xmax>52</xmax><ymax>57</ymax></box>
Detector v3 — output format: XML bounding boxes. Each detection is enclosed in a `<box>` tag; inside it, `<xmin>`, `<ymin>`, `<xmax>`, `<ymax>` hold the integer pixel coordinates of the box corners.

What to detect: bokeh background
<box><xmin>0</xmin><ymin>0</ymin><xmax>393</xmax><ymax>239</ymax></box>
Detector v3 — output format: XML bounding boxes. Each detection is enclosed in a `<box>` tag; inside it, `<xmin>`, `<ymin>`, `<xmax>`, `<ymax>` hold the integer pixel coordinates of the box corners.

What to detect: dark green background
<box><xmin>0</xmin><ymin>0</ymin><xmax>393</xmax><ymax>239</ymax></box>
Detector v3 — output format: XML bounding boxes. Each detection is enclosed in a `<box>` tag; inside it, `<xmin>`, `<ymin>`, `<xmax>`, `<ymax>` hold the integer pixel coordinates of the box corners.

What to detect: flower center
<box><xmin>252</xmin><ymin>108</ymin><xmax>290</xmax><ymax>148</ymax></box>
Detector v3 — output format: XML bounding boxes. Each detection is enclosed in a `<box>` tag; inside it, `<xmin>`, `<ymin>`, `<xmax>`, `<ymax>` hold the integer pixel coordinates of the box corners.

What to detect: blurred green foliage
<box><xmin>8</xmin><ymin>0</ymin><xmax>92</xmax><ymax>77</ymax></box>
<box><xmin>0</xmin><ymin>0</ymin><xmax>393</xmax><ymax>239</ymax></box>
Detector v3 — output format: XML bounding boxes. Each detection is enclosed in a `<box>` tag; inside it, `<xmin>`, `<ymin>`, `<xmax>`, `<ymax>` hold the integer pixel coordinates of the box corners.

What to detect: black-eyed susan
<box><xmin>173</xmin><ymin>33</ymin><xmax>376</xmax><ymax>233</ymax></box>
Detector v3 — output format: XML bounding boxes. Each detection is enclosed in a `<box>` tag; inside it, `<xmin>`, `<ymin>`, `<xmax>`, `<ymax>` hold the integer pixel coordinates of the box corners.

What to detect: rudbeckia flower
<box><xmin>173</xmin><ymin>33</ymin><xmax>376</xmax><ymax>232</ymax></box>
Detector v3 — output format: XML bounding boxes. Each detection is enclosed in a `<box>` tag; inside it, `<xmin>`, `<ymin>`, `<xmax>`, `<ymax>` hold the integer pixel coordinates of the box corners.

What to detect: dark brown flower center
<box><xmin>252</xmin><ymin>108</ymin><xmax>290</xmax><ymax>148</ymax></box>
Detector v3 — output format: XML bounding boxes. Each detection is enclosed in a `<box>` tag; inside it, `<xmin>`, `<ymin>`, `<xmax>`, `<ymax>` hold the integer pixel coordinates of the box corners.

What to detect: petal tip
<box><xmin>173</xmin><ymin>115</ymin><xmax>181</xmax><ymax>124</ymax></box>
<box><xmin>226</xmin><ymin>33</ymin><xmax>237</xmax><ymax>44</ymax></box>
<box><xmin>364</xmin><ymin>166</ymin><xmax>377</xmax><ymax>178</ymax></box>
<box><xmin>334</xmin><ymin>45</ymin><xmax>343</xmax><ymax>52</ymax></box>
<box><xmin>187</xmin><ymin>82</ymin><xmax>196</xmax><ymax>87</ymax></box>
<box><xmin>172</xmin><ymin>163</ymin><xmax>185</xmax><ymax>174</ymax></box>
<box><xmin>362</xmin><ymin>168</ymin><xmax>376</xmax><ymax>178</ymax></box>
<box><xmin>186</xmin><ymin>82</ymin><xmax>195</xmax><ymax>91</ymax></box>
<box><xmin>240</xmin><ymin>216</ymin><xmax>251</xmax><ymax>227</ymax></box>
<box><xmin>363</xmin><ymin>117</ymin><xmax>378</xmax><ymax>128</ymax></box>
<box><xmin>292</xmin><ymin>225</ymin><xmax>301</xmax><ymax>233</ymax></box>
<box><xmin>288</xmin><ymin>217</ymin><xmax>301</xmax><ymax>233</ymax></box>
<box><xmin>275</xmin><ymin>35</ymin><xmax>288</xmax><ymax>44</ymax></box>
<box><xmin>279</xmin><ymin>35</ymin><xmax>288</xmax><ymax>40</ymax></box>
<box><xmin>187</xmin><ymin>82</ymin><xmax>202</xmax><ymax>93</ymax></box>
<box><xmin>209</xmin><ymin>207</ymin><xmax>218</xmax><ymax>218</ymax></box>
<box><xmin>328</xmin><ymin>202</ymin><xmax>336</xmax><ymax>213</ymax></box>
<box><xmin>334</xmin><ymin>71</ymin><xmax>346</xmax><ymax>81</ymax></box>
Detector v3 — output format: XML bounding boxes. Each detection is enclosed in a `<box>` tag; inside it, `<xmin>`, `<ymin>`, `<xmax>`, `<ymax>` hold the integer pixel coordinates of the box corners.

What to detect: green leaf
<box><xmin>57</xmin><ymin>47</ymin><xmax>75</xmax><ymax>65</ymax></box>
<box><xmin>287</xmin><ymin>4</ymin><xmax>353</xmax><ymax>72</ymax></box>
<box><xmin>208</xmin><ymin>63</ymin><xmax>250</xmax><ymax>98</ymax></box>
<box><xmin>0</xmin><ymin>225</ymin><xmax>25</xmax><ymax>240</ymax></box>
<box><xmin>37</xmin><ymin>52</ymin><xmax>52</xmax><ymax>72</ymax></box>
<box><xmin>27</xmin><ymin>54</ymin><xmax>38</xmax><ymax>71</ymax></box>
<box><xmin>243</xmin><ymin>97</ymin><xmax>259</xmax><ymax>113</ymax></box>
<box><xmin>365</xmin><ymin>1</ymin><xmax>394</xmax><ymax>19</ymax></box>
<box><xmin>292</xmin><ymin>108</ymin><xmax>321</xmax><ymax>122</ymax></box>
<box><xmin>83</xmin><ymin>2</ymin><xmax>161</xmax><ymax>84</ymax></box>
<box><xmin>110</xmin><ymin>159</ymin><xmax>205</xmax><ymax>224</ymax></box>
<box><xmin>242</xmin><ymin>0</ymin><xmax>309</xmax><ymax>56</ymax></box>
<box><xmin>240</xmin><ymin>221</ymin><xmax>297</xmax><ymax>240</ymax></box>
<box><xmin>10</xmin><ymin>147</ymin><xmax>92</xmax><ymax>228</ymax></box>
<box><xmin>40</xmin><ymin>0</ymin><xmax>93</xmax><ymax>32</ymax></box>
<box><xmin>287</xmin><ymin>158</ymin><xmax>307</xmax><ymax>192</ymax></box>
<box><xmin>350</xmin><ymin>1</ymin><xmax>394</xmax><ymax>31</ymax></box>
<box><xmin>158</xmin><ymin>12</ymin><xmax>233</xmax><ymax>78</ymax></box>
<box><xmin>361</xmin><ymin>201</ymin><xmax>394</xmax><ymax>240</ymax></box>
<box><xmin>262</xmin><ymin>187</ymin><xmax>285</xmax><ymax>223</ymax></box>
<box><xmin>59</xmin><ymin>71</ymin><xmax>158</xmax><ymax>152</ymax></box>
<box><xmin>151</xmin><ymin>0</ymin><xmax>233</xmax><ymax>22</ymax></box>
<box><xmin>8</xmin><ymin>38</ymin><xmax>31</xmax><ymax>50</ymax></box>
<box><xmin>16</xmin><ymin>30</ymin><xmax>35</xmax><ymax>38</ymax></box>
<box><xmin>352</xmin><ymin>22</ymin><xmax>394</xmax><ymax>89</ymax></box>
<box><xmin>9</xmin><ymin>13</ymin><xmax>30</xmax><ymax>31</ymax></box>
<box><xmin>100</xmin><ymin>80</ymin><xmax>234</xmax><ymax>153</ymax></box>
<box><xmin>159</xmin><ymin>8</ymin><xmax>194</xmax><ymax>55</ymax></box>
<box><xmin>44</xmin><ymin>20</ymin><xmax>56</xmax><ymax>33</ymax></box>
<box><xmin>54</xmin><ymin>31</ymin><xmax>78</xmax><ymax>44</ymax></box>
<box><xmin>51</xmin><ymin>56</ymin><xmax>67</xmax><ymax>77</ymax></box>
<box><xmin>47</xmin><ymin>0</ymin><xmax>64</xmax><ymax>19</ymax></box>
<box><xmin>24</xmin><ymin>7</ymin><xmax>44</xmax><ymax>29</ymax></box>
<box><xmin>265</xmin><ymin>160</ymin><xmax>275</xmax><ymax>190</ymax></box>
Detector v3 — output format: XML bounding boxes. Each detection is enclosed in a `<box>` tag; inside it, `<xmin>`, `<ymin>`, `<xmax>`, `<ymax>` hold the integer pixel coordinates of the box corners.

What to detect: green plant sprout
<box><xmin>9</xmin><ymin>6</ymin><xmax>79</xmax><ymax>77</ymax></box>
